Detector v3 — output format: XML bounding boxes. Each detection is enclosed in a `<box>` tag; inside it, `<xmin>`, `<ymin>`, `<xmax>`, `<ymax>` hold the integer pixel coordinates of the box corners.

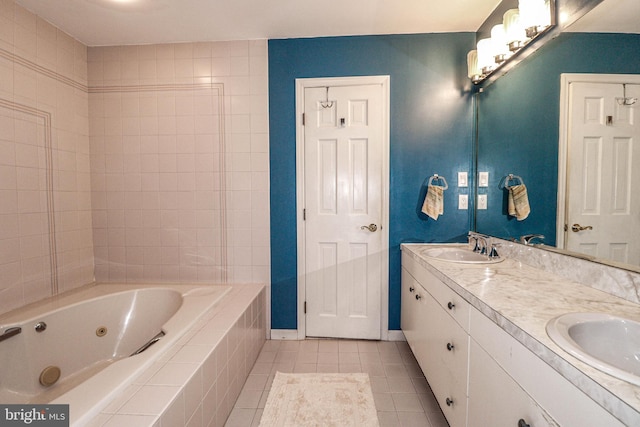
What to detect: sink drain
<box><xmin>96</xmin><ymin>326</ymin><xmax>107</xmax><ymax>337</ymax></box>
<box><xmin>39</xmin><ymin>366</ymin><xmax>61</xmax><ymax>387</ymax></box>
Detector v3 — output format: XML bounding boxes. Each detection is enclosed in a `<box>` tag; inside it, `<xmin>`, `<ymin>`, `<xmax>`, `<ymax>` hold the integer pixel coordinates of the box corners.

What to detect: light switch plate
<box><xmin>458</xmin><ymin>172</ymin><xmax>468</xmax><ymax>188</ymax></box>
<box><xmin>478</xmin><ymin>194</ymin><xmax>488</xmax><ymax>210</ymax></box>
<box><xmin>458</xmin><ymin>194</ymin><xmax>468</xmax><ymax>210</ymax></box>
<box><xmin>479</xmin><ymin>172</ymin><xmax>489</xmax><ymax>187</ymax></box>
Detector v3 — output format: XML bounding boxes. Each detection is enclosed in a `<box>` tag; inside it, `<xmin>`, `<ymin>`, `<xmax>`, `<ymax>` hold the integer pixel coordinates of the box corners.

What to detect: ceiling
<box><xmin>565</xmin><ymin>0</ymin><xmax>640</xmax><ymax>34</ymax></box>
<box><xmin>13</xmin><ymin>0</ymin><xmax>639</xmax><ymax>47</ymax></box>
<box><xmin>13</xmin><ymin>0</ymin><xmax>501</xmax><ymax>46</ymax></box>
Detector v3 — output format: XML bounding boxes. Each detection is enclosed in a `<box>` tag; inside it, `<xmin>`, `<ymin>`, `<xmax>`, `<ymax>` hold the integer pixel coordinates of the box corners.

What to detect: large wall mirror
<box><xmin>475</xmin><ymin>0</ymin><xmax>640</xmax><ymax>270</ymax></box>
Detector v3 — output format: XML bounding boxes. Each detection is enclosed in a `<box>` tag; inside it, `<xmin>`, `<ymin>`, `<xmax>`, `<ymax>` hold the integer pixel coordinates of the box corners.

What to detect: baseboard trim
<box><xmin>270</xmin><ymin>329</ymin><xmax>299</xmax><ymax>340</ymax></box>
<box><xmin>386</xmin><ymin>330</ymin><xmax>406</xmax><ymax>341</ymax></box>
<box><xmin>270</xmin><ymin>329</ymin><xmax>406</xmax><ymax>341</ymax></box>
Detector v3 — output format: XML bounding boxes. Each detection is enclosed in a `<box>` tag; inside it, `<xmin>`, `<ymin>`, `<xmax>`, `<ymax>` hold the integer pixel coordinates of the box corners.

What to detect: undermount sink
<box><xmin>419</xmin><ymin>247</ymin><xmax>503</xmax><ymax>264</ymax></box>
<box><xmin>546</xmin><ymin>312</ymin><xmax>640</xmax><ymax>386</ymax></box>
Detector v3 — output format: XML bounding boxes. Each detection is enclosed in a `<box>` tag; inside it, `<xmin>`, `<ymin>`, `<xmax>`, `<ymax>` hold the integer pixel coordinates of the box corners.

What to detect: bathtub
<box><xmin>0</xmin><ymin>283</ymin><xmax>231</xmax><ymax>425</ymax></box>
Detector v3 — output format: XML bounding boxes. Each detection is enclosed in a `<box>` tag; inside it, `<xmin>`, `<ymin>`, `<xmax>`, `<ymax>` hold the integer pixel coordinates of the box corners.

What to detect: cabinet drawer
<box><xmin>431</xmin><ymin>372</ymin><xmax>468</xmax><ymax>427</ymax></box>
<box><xmin>402</xmin><ymin>251</ymin><xmax>470</xmax><ymax>331</ymax></box>
<box><xmin>429</xmin><ymin>293</ymin><xmax>469</xmax><ymax>391</ymax></box>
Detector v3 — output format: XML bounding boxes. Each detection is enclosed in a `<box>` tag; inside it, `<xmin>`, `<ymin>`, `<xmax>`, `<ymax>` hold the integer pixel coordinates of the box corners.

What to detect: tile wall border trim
<box><xmin>0</xmin><ymin>98</ymin><xmax>58</xmax><ymax>295</ymax></box>
<box><xmin>0</xmin><ymin>46</ymin><xmax>87</xmax><ymax>92</ymax></box>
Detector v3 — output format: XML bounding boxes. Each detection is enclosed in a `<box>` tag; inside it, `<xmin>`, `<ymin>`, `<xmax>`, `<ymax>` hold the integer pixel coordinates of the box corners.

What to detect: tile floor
<box><xmin>225</xmin><ymin>339</ymin><xmax>449</xmax><ymax>427</ymax></box>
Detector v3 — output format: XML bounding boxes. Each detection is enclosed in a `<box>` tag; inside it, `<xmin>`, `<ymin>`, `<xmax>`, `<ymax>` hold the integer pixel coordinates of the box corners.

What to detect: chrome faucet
<box><xmin>469</xmin><ymin>232</ymin><xmax>495</xmax><ymax>257</ymax></box>
<box><xmin>0</xmin><ymin>326</ymin><xmax>21</xmax><ymax>343</ymax></box>
<box><xmin>488</xmin><ymin>242</ymin><xmax>500</xmax><ymax>259</ymax></box>
<box><xmin>520</xmin><ymin>234</ymin><xmax>545</xmax><ymax>245</ymax></box>
<box><xmin>478</xmin><ymin>236</ymin><xmax>489</xmax><ymax>255</ymax></box>
<box><xmin>470</xmin><ymin>236</ymin><xmax>481</xmax><ymax>252</ymax></box>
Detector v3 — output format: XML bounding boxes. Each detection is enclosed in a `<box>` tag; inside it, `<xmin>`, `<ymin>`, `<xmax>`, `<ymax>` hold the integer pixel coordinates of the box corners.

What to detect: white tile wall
<box><xmin>0</xmin><ymin>0</ymin><xmax>94</xmax><ymax>315</ymax></box>
<box><xmin>88</xmin><ymin>40</ymin><xmax>270</xmax><ymax>286</ymax></box>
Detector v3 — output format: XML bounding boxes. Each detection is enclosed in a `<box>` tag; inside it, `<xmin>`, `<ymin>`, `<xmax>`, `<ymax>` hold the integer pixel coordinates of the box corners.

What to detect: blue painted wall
<box><xmin>269</xmin><ymin>34</ymin><xmax>475</xmax><ymax>330</ymax></box>
<box><xmin>476</xmin><ymin>32</ymin><xmax>640</xmax><ymax>244</ymax></box>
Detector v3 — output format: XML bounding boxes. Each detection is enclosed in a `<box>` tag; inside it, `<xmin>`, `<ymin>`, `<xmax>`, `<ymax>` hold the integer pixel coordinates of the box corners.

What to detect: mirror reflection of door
<box><xmin>565</xmin><ymin>80</ymin><xmax>640</xmax><ymax>266</ymax></box>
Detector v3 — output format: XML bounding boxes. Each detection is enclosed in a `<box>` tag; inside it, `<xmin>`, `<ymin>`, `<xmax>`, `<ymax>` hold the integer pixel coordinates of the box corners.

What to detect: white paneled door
<box><xmin>303</xmin><ymin>84</ymin><xmax>384</xmax><ymax>339</ymax></box>
<box><xmin>566</xmin><ymin>81</ymin><xmax>640</xmax><ymax>265</ymax></box>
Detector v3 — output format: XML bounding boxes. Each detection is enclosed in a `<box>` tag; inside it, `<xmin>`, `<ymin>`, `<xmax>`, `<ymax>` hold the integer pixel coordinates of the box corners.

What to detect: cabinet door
<box><xmin>401</xmin><ymin>268</ymin><xmax>419</xmax><ymax>351</ymax></box>
<box><xmin>401</xmin><ymin>268</ymin><xmax>429</xmax><ymax>367</ymax></box>
<box><xmin>468</xmin><ymin>339</ymin><xmax>559</xmax><ymax>427</ymax></box>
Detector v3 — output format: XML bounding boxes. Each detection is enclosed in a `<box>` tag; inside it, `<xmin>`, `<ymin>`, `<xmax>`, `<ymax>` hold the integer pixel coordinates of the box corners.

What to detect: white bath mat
<box><xmin>260</xmin><ymin>372</ymin><xmax>379</xmax><ymax>427</ymax></box>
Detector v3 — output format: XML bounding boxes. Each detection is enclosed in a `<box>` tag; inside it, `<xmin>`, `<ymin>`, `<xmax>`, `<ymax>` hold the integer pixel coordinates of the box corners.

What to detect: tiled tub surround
<box><xmin>401</xmin><ymin>243</ymin><xmax>640</xmax><ymax>426</ymax></box>
<box><xmin>85</xmin><ymin>283</ymin><xmax>266</xmax><ymax>427</ymax></box>
<box><xmin>1</xmin><ymin>0</ymin><xmax>271</xmax><ymax>318</ymax></box>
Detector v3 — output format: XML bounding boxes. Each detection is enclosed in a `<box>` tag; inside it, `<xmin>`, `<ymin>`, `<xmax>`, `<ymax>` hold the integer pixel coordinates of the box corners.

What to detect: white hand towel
<box><xmin>508</xmin><ymin>184</ymin><xmax>530</xmax><ymax>221</ymax></box>
<box><xmin>422</xmin><ymin>185</ymin><xmax>444</xmax><ymax>220</ymax></box>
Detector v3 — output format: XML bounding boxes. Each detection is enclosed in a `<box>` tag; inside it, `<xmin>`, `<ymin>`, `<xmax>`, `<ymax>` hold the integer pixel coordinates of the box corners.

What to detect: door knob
<box><xmin>571</xmin><ymin>223</ymin><xmax>593</xmax><ymax>232</ymax></box>
<box><xmin>360</xmin><ymin>224</ymin><xmax>378</xmax><ymax>232</ymax></box>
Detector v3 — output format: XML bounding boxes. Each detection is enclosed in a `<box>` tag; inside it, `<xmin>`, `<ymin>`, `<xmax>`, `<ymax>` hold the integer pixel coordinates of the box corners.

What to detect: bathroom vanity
<box><xmin>401</xmin><ymin>243</ymin><xmax>640</xmax><ymax>427</ymax></box>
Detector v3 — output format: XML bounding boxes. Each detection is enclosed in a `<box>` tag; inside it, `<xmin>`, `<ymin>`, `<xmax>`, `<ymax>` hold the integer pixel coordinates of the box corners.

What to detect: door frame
<box><xmin>295</xmin><ymin>76</ymin><xmax>390</xmax><ymax>340</ymax></box>
<box><xmin>557</xmin><ymin>73</ymin><xmax>640</xmax><ymax>248</ymax></box>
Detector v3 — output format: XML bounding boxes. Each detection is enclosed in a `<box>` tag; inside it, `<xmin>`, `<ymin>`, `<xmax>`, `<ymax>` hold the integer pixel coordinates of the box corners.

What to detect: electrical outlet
<box><xmin>478</xmin><ymin>194</ymin><xmax>488</xmax><ymax>210</ymax></box>
<box><xmin>457</xmin><ymin>172</ymin><xmax>468</xmax><ymax>187</ymax></box>
<box><xmin>458</xmin><ymin>194</ymin><xmax>468</xmax><ymax>210</ymax></box>
<box><xmin>479</xmin><ymin>172</ymin><xmax>489</xmax><ymax>187</ymax></box>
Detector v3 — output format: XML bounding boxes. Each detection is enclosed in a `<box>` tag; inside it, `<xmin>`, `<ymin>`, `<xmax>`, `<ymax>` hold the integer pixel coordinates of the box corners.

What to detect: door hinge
<box><xmin>304</xmin><ymin>301</ymin><xmax>307</xmax><ymax>314</ymax></box>
<box><xmin>302</xmin><ymin>113</ymin><xmax>305</xmax><ymax>125</ymax></box>
<box><xmin>303</xmin><ymin>208</ymin><xmax>306</xmax><ymax>220</ymax></box>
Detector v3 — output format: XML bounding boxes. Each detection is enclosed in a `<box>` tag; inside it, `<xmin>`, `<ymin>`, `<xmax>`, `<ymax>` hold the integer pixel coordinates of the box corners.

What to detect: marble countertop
<box><xmin>401</xmin><ymin>243</ymin><xmax>640</xmax><ymax>426</ymax></box>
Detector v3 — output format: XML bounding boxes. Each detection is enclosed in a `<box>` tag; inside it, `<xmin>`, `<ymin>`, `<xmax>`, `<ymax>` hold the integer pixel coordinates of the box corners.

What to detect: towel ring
<box><xmin>427</xmin><ymin>174</ymin><xmax>448</xmax><ymax>190</ymax></box>
<box><xmin>499</xmin><ymin>174</ymin><xmax>524</xmax><ymax>189</ymax></box>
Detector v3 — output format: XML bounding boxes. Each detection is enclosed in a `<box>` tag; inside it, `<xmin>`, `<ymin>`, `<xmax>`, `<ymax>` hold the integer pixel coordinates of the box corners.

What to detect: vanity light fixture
<box><xmin>468</xmin><ymin>0</ymin><xmax>555</xmax><ymax>84</ymax></box>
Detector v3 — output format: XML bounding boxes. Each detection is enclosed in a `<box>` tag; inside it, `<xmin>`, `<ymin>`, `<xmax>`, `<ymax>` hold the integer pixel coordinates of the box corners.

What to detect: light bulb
<box><xmin>476</xmin><ymin>38</ymin><xmax>495</xmax><ymax>74</ymax></box>
<box><xmin>491</xmin><ymin>24</ymin><xmax>509</xmax><ymax>63</ymax></box>
<box><xmin>467</xmin><ymin>50</ymin><xmax>480</xmax><ymax>81</ymax></box>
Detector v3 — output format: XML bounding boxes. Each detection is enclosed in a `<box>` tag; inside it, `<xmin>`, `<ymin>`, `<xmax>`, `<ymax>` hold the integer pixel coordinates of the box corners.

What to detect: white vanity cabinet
<box><xmin>400</xmin><ymin>248</ymin><xmax>627</xmax><ymax>427</ymax></box>
<box><xmin>401</xmin><ymin>252</ymin><xmax>470</xmax><ymax>427</ymax></box>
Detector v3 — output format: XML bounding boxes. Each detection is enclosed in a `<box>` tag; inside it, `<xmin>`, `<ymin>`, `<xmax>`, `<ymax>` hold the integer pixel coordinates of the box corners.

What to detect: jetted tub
<box><xmin>0</xmin><ymin>283</ymin><xmax>231</xmax><ymax>425</ymax></box>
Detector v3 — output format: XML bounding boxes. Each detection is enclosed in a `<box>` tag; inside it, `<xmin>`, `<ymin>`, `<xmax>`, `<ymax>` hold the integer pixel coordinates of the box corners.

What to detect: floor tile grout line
<box><xmin>226</xmin><ymin>339</ymin><xmax>447</xmax><ymax>427</ymax></box>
